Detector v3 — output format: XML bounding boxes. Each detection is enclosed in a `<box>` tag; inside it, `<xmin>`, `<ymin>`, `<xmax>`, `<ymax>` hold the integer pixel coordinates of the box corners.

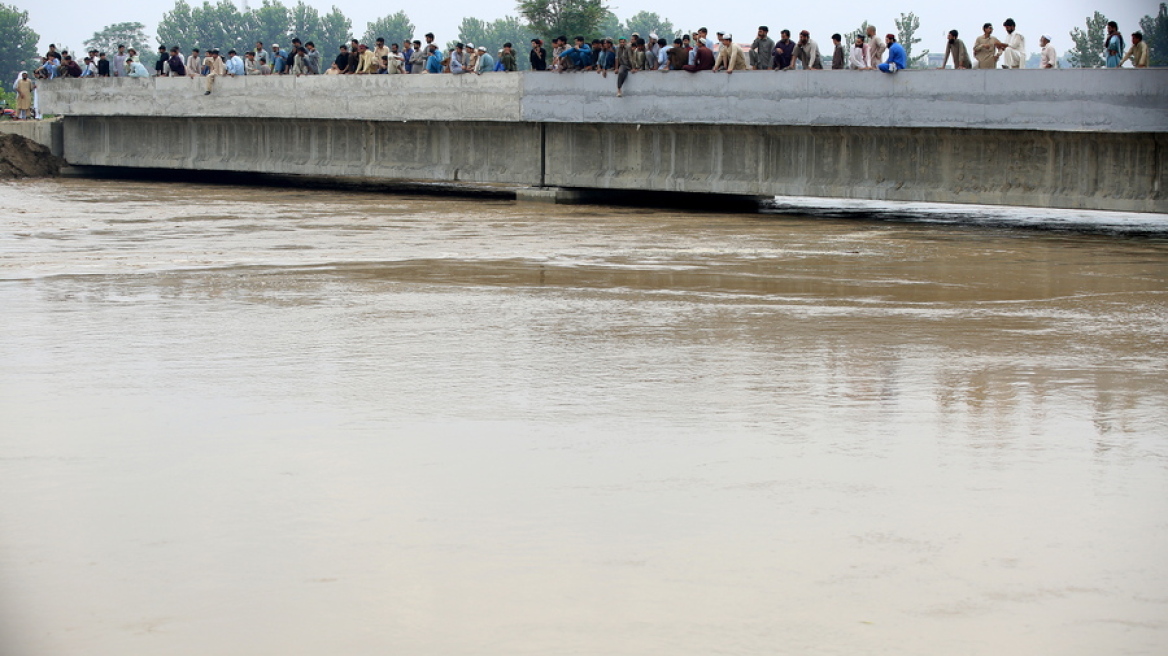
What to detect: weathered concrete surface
<box><xmin>39</xmin><ymin>69</ymin><xmax>1168</xmax><ymax>132</ymax></box>
<box><xmin>41</xmin><ymin>73</ymin><xmax>522</xmax><ymax>123</ymax></box>
<box><xmin>543</xmin><ymin>123</ymin><xmax>1167</xmax><ymax>213</ymax></box>
<box><xmin>521</xmin><ymin>69</ymin><xmax>1168</xmax><ymax>132</ymax></box>
<box><xmin>62</xmin><ymin>116</ymin><xmax>541</xmax><ymax>184</ymax></box>
<box><xmin>0</xmin><ymin>119</ymin><xmax>63</xmax><ymax>156</ymax></box>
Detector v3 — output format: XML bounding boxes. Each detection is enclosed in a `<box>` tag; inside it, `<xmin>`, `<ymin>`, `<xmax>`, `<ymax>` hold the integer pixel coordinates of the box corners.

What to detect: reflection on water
<box><xmin>1</xmin><ymin>179</ymin><xmax>1166</xmax><ymax>655</ymax></box>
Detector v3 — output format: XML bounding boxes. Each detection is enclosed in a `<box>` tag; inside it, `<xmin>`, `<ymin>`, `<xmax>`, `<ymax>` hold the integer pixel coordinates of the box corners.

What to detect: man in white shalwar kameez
<box><xmin>998</xmin><ymin>18</ymin><xmax>1026</xmax><ymax>68</ymax></box>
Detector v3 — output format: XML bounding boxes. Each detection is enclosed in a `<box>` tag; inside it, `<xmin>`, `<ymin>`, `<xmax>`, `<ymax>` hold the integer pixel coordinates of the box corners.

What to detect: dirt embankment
<box><xmin>0</xmin><ymin>133</ymin><xmax>64</xmax><ymax>178</ymax></box>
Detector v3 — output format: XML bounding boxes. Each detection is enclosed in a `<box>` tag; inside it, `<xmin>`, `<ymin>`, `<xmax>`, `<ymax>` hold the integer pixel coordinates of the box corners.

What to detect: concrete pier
<box><xmin>38</xmin><ymin>71</ymin><xmax>1168</xmax><ymax>213</ymax></box>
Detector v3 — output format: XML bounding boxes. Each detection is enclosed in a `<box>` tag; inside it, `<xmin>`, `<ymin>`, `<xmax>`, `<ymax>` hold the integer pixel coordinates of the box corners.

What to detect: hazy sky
<box><xmin>20</xmin><ymin>0</ymin><xmax>1157</xmax><ymax>58</ymax></box>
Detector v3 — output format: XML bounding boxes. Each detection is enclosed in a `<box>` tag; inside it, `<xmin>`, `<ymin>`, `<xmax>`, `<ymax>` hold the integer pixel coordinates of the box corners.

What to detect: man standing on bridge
<box><xmin>996</xmin><ymin>19</ymin><xmax>1026</xmax><ymax>68</ymax></box>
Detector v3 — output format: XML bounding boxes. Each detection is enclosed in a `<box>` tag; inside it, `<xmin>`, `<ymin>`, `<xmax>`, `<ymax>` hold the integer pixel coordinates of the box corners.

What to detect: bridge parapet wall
<box><xmin>38</xmin><ymin>69</ymin><xmax>1168</xmax><ymax>133</ymax></box>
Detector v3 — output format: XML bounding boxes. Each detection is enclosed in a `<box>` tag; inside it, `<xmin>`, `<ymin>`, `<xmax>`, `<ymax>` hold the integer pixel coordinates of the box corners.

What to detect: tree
<box><xmin>364</xmin><ymin>10</ymin><xmax>414</xmax><ymax>46</ymax></box>
<box><xmin>0</xmin><ymin>3</ymin><xmax>40</xmax><ymax>86</ymax></box>
<box><xmin>1140</xmin><ymin>3</ymin><xmax>1167</xmax><ymax>66</ymax></box>
<box><xmin>894</xmin><ymin>12</ymin><xmax>928</xmax><ymax>68</ymax></box>
<box><xmin>1067</xmin><ymin>11</ymin><xmax>1108</xmax><ymax>68</ymax></box>
<box><xmin>85</xmin><ymin>22</ymin><xmax>152</xmax><ymax>55</ymax></box>
<box><xmin>847</xmin><ymin>21</ymin><xmax>872</xmax><ymax>45</ymax></box>
<box><xmin>248</xmin><ymin>0</ymin><xmax>292</xmax><ymax>50</ymax></box>
<box><xmin>517</xmin><ymin>0</ymin><xmax>608</xmax><ymax>40</ymax></box>
<box><xmin>318</xmin><ymin>5</ymin><xmax>352</xmax><ymax>50</ymax></box>
<box><xmin>288</xmin><ymin>1</ymin><xmax>322</xmax><ymax>44</ymax></box>
<box><xmin>623</xmin><ymin>11</ymin><xmax>675</xmax><ymax>40</ymax></box>
<box><xmin>596</xmin><ymin>10</ymin><xmax>621</xmax><ymax>38</ymax></box>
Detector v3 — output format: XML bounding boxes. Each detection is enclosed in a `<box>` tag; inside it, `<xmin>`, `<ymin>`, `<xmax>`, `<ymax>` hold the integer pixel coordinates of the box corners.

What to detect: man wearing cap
<box><xmin>996</xmin><ymin>19</ymin><xmax>1026</xmax><ymax>68</ymax></box>
<box><xmin>356</xmin><ymin>44</ymin><xmax>378</xmax><ymax>74</ymax></box>
<box><xmin>714</xmin><ymin>34</ymin><xmax>748</xmax><ymax>73</ymax></box>
<box><xmin>681</xmin><ymin>38</ymin><xmax>714</xmax><ymax>72</ymax></box>
<box><xmin>787</xmin><ymin>30</ymin><xmax>822</xmax><ymax>70</ymax></box>
<box><xmin>750</xmin><ymin>27</ymin><xmax>774</xmax><ymax>70</ymax></box>
<box><xmin>1039</xmin><ymin>35</ymin><xmax>1058</xmax><ymax>69</ymax></box>
<box><xmin>474</xmin><ymin>46</ymin><xmax>495</xmax><ymax>74</ymax></box>
<box><xmin>878</xmin><ymin>34</ymin><xmax>906</xmax><ymax>73</ymax></box>
<box><xmin>940</xmin><ymin>30</ymin><xmax>971</xmax><ymax>69</ymax></box>
<box><xmin>270</xmin><ymin>45</ymin><xmax>286</xmax><ymax>74</ymax></box>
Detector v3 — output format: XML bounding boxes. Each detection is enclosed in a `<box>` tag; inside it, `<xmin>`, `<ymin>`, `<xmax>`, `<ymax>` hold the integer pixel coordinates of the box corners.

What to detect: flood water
<box><xmin>1</xmin><ymin>178</ymin><xmax>1166</xmax><ymax>655</ymax></box>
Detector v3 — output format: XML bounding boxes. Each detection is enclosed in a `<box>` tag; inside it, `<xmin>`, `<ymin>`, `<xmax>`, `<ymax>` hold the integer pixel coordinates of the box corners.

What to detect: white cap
<box><xmin>466</xmin><ymin>43</ymin><xmax>474</xmax><ymax>49</ymax></box>
<box><xmin>1041</xmin><ymin>34</ymin><xmax>1052</xmax><ymax>41</ymax></box>
<box><xmin>477</xmin><ymin>46</ymin><xmax>486</xmax><ymax>52</ymax></box>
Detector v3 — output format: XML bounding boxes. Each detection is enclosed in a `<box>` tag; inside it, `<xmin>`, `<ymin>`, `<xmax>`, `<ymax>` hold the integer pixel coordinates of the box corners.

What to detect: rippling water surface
<box><xmin>2</xmin><ymin>179</ymin><xmax>1166</xmax><ymax>655</ymax></box>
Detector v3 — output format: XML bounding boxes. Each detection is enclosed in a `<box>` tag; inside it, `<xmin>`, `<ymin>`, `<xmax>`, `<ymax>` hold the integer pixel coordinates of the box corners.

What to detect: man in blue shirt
<box><xmin>558</xmin><ymin>37</ymin><xmax>592</xmax><ymax>72</ymax></box>
<box><xmin>878</xmin><ymin>34</ymin><xmax>907</xmax><ymax>73</ymax></box>
<box><xmin>225</xmin><ymin>50</ymin><xmax>246</xmax><ymax>76</ymax></box>
<box><xmin>425</xmin><ymin>45</ymin><xmax>443</xmax><ymax>74</ymax></box>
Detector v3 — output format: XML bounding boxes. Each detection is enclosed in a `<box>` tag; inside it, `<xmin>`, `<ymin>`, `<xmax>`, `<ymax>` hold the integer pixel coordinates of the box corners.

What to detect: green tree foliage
<box><xmin>1067</xmin><ymin>11</ymin><xmax>1108</xmax><ymax>67</ymax></box>
<box><xmin>364</xmin><ymin>11</ymin><xmax>414</xmax><ymax>47</ymax></box>
<box><xmin>1140</xmin><ymin>2</ymin><xmax>1167</xmax><ymax>66</ymax></box>
<box><xmin>596</xmin><ymin>10</ymin><xmax>621</xmax><ymax>38</ymax></box>
<box><xmin>623</xmin><ymin>11</ymin><xmax>676</xmax><ymax>40</ymax></box>
<box><xmin>85</xmin><ymin>22</ymin><xmax>152</xmax><ymax>55</ymax></box>
<box><xmin>847</xmin><ymin>21</ymin><xmax>872</xmax><ymax>45</ymax></box>
<box><xmin>0</xmin><ymin>3</ymin><xmax>40</xmax><ymax>86</ymax></box>
<box><xmin>249</xmin><ymin>0</ymin><xmax>292</xmax><ymax>49</ymax></box>
<box><xmin>318</xmin><ymin>6</ymin><xmax>352</xmax><ymax>49</ymax></box>
<box><xmin>156</xmin><ymin>0</ymin><xmax>352</xmax><ymax>52</ymax></box>
<box><xmin>894</xmin><ymin>12</ymin><xmax>928</xmax><ymax>68</ymax></box>
<box><xmin>517</xmin><ymin>0</ymin><xmax>608</xmax><ymax>40</ymax></box>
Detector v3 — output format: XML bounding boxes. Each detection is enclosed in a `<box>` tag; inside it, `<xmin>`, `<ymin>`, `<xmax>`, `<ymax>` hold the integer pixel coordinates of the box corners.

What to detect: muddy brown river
<box><xmin>1</xmin><ymin>179</ymin><xmax>1166</xmax><ymax>655</ymax></box>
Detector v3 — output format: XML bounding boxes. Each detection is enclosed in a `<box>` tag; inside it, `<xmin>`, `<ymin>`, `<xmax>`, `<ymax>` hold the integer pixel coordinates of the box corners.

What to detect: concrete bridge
<box><xmin>39</xmin><ymin>70</ymin><xmax>1168</xmax><ymax>213</ymax></box>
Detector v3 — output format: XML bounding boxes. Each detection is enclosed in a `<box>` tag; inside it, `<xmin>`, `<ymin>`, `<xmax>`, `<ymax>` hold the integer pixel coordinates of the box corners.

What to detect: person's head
<box><xmin>758</xmin><ymin>26</ymin><xmax>769</xmax><ymax>38</ymax></box>
<box><xmin>117</xmin><ymin>44</ymin><xmax>126</xmax><ymax>52</ymax></box>
<box><xmin>982</xmin><ymin>23</ymin><xmax>993</xmax><ymax>35</ymax></box>
<box><xmin>831</xmin><ymin>33</ymin><xmax>841</xmax><ymax>45</ymax></box>
<box><xmin>885</xmin><ymin>33</ymin><xmax>896</xmax><ymax>46</ymax></box>
<box><xmin>854</xmin><ymin>34</ymin><xmax>864</xmax><ymax>46</ymax></box>
<box><xmin>575</xmin><ymin>36</ymin><xmax>585</xmax><ymax>45</ymax></box>
<box><xmin>1132</xmin><ymin>31</ymin><xmax>1143</xmax><ymax>43</ymax></box>
<box><xmin>128</xmin><ymin>48</ymin><xmax>137</xmax><ymax>56</ymax></box>
<box><xmin>358</xmin><ymin>43</ymin><xmax>367</xmax><ymax>52</ymax></box>
<box><xmin>125</xmin><ymin>57</ymin><xmax>133</xmax><ymax>63</ymax></box>
<box><xmin>305</xmin><ymin>41</ymin><xmax>315</xmax><ymax>50</ymax></box>
<box><xmin>425</xmin><ymin>32</ymin><xmax>435</xmax><ymax>43</ymax></box>
<box><xmin>246</xmin><ymin>51</ymin><xmax>255</xmax><ymax>59</ymax></box>
<box><xmin>1107</xmin><ymin>21</ymin><xmax>1118</xmax><ymax>34</ymax></box>
<box><xmin>455</xmin><ymin>43</ymin><xmax>464</xmax><ymax>52</ymax></box>
<box><xmin>170</xmin><ymin>47</ymin><xmax>180</xmax><ymax>55</ymax></box>
<box><xmin>866</xmin><ymin>26</ymin><xmax>876</xmax><ymax>37</ymax></box>
<box><xmin>682</xmin><ymin>34</ymin><xmax>691</xmax><ymax>44</ymax></box>
<box><xmin>292</xmin><ymin>38</ymin><xmax>302</xmax><ymax>46</ymax></box>
<box><xmin>381</xmin><ymin>55</ymin><xmax>388</xmax><ymax>63</ymax></box>
<box><xmin>698</xmin><ymin>27</ymin><xmax>708</xmax><ymax>37</ymax></box>
<box><xmin>477</xmin><ymin>46</ymin><xmax>486</xmax><ymax>54</ymax></box>
<box><xmin>781</xmin><ymin>29</ymin><xmax>791</xmax><ymax>40</ymax></box>
<box><xmin>48</xmin><ymin>43</ymin><xmax>56</xmax><ymax>50</ymax></box>
<box><xmin>412</xmin><ymin>40</ymin><xmax>421</xmax><ymax>48</ymax></box>
<box><xmin>503</xmin><ymin>42</ymin><xmax>513</xmax><ymax>51</ymax></box>
<box><xmin>532</xmin><ymin>38</ymin><xmax>542</xmax><ymax>48</ymax></box>
<box><xmin>228</xmin><ymin>49</ymin><xmax>237</xmax><ymax>57</ymax></box>
<box><xmin>1040</xmin><ymin>34</ymin><xmax>1050</xmax><ymax>46</ymax></box>
<box><xmin>99</xmin><ymin>52</ymin><xmax>107</xmax><ymax>59</ymax></box>
<box><xmin>618</xmin><ymin>37</ymin><xmax>627</xmax><ymax>46</ymax></box>
<box><xmin>376</xmin><ymin>37</ymin><xmax>385</xmax><ymax>46</ymax></box>
<box><xmin>428</xmin><ymin>44</ymin><xmax>438</xmax><ymax>53</ymax></box>
<box><xmin>1004</xmin><ymin>18</ymin><xmax>1016</xmax><ymax>34</ymax></box>
<box><xmin>799</xmin><ymin>30</ymin><xmax>809</xmax><ymax>44</ymax></box>
<box><xmin>947</xmin><ymin>30</ymin><xmax>958</xmax><ymax>42</ymax></box>
<box><xmin>256</xmin><ymin>41</ymin><xmax>263</xmax><ymax>48</ymax></box>
<box><xmin>158</xmin><ymin>45</ymin><xmax>167</xmax><ymax>52</ymax></box>
<box><xmin>658</xmin><ymin>38</ymin><xmax>667</xmax><ymax>47</ymax></box>
<box><xmin>192</xmin><ymin>48</ymin><xmax>200</xmax><ymax>55</ymax></box>
<box><xmin>64</xmin><ymin>55</ymin><xmax>73</xmax><ymax>62</ymax></box>
<box><xmin>673</xmin><ymin>38</ymin><xmax>682</xmax><ymax>46</ymax></box>
<box><xmin>270</xmin><ymin>44</ymin><xmax>279</xmax><ymax>52</ymax></box>
<box><xmin>21</xmin><ymin>71</ymin><xmax>27</xmax><ymax>79</ymax></box>
<box><xmin>391</xmin><ymin>43</ymin><xmax>399</xmax><ymax>52</ymax></box>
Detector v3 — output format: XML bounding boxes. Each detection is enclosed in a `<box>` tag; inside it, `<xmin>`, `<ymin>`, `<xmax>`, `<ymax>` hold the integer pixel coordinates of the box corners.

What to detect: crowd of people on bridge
<box><xmin>10</xmin><ymin>17</ymin><xmax>1154</xmax><ymax>117</ymax></box>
